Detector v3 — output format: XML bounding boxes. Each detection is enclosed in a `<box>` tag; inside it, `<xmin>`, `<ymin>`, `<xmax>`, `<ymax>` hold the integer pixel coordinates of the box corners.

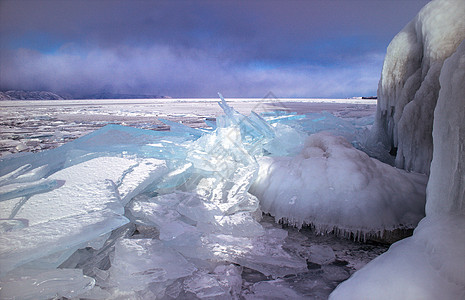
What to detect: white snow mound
<box><xmin>250</xmin><ymin>132</ymin><xmax>427</xmax><ymax>240</ymax></box>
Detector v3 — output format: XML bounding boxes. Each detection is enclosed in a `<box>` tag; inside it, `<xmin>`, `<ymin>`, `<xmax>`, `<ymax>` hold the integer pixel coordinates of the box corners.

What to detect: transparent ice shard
<box><xmin>244</xmin><ymin>279</ymin><xmax>306</xmax><ymax>300</ymax></box>
<box><xmin>204</xmin><ymin>229</ymin><xmax>307</xmax><ymax>278</ymax></box>
<box><xmin>0</xmin><ymin>164</ymin><xmax>32</xmax><ymax>185</ymax></box>
<box><xmin>0</xmin><ymin>179</ymin><xmax>64</xmax><ymax>202</ymax></box>
<box><xmin>159</xmin><ymin>118</ymin><xmax>205</xmax><ymax>138</ymax></box>
<box><xmin>0</xmin><ymin>209</ymin><xmax>128</xmax><ymax>276</ymax></box>
<box><xmin>184</xmin><ymin>271</ymin><xmax>228</xmax><ymax>298</ymax></box>
<box><xmin>0</xmin><ymin>269</ymin><xmax>95</xmax><ymax>300</ymax></box>
<box><xmin>108</xmin><ymin>238</ymin><xmax>197</xmax><ymax>292</ymax></box>
<box><xmin>129</xmin><ymin>199</ymin><xmax>182</xmax><ymax>228</ymax></box>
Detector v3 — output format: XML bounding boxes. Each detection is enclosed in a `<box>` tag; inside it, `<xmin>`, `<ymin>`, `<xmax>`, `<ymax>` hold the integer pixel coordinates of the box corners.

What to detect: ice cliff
<box><xmin>372</xmin><ymin>0</ymin><xmax>465</xmax><ymax>174</ymax></box>
<box><xmin>331</xmin><ymin>1</ymin><xmax>465</xmax><ymax>299</ymax></box>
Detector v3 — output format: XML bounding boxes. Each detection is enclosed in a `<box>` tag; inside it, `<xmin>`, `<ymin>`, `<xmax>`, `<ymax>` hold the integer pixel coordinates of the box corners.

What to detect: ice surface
<box><xmin>0</xmin><ymin>89</ymin><xmax>415</xmax><ymax>297</ymax></box>
<box><xmin>251</xmin><ymin>132</ymin><xmax>427</xmax><ymax>239</ymax></box>
<box><xmin>0</xmin><ymin>269</ymin><xmax>95</xmax><ymax>300</ymax></box>
<box><xmin>371</xmin><ymin>0</ymin><xmax>465</xmax><ymax>174</ymax></box>
<box><xmin>331</xmin><ymin>3</ymin><xmax>465</xmax><ymax>299</ymax></box>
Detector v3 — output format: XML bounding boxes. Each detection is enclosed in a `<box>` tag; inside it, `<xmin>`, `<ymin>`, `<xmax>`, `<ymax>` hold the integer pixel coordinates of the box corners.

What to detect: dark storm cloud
<box><xmin>0</xmin><ymin>0</ymin><xmax>431</xmax><ymax>98</ymax></box>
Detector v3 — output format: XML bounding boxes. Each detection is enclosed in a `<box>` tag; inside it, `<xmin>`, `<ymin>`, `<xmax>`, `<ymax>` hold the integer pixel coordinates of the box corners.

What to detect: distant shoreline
<box><xmin>0</xmin><ymin>98</ymin><xmax>378</xmax><ymax>107</ymax></box>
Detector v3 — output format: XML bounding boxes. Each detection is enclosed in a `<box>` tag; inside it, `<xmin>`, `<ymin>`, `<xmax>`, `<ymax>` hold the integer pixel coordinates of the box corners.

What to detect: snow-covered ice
<box><xmin>331</xmin><ymin>1</ymin><xmax>465</xmax><ymax>299</ymax></box>
<box><xmin>371</xmin><ymin>0</ymin><xmax>465</xmax><ymax>174</ymax></box>
<box><xmin>5</xmin><ymin>1</ymin><xmax>465</xmax><ymax>293</ymax></box>
<box><xmin>251</xmin><ymin>132</ymin><xmax>427</xmax><ymax>240</ymax></box>
<box><xmin>0</xmin><ymin>95</ymin><xmax>391</xmax><ymax>299</ymax></box>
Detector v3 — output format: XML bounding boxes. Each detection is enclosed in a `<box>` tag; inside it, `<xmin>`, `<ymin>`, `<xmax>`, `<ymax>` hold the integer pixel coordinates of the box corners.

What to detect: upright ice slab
<box><xmin>371</xmin><ymin>0</ymin><xmax>465</xmax><ymax>174</ymax></box>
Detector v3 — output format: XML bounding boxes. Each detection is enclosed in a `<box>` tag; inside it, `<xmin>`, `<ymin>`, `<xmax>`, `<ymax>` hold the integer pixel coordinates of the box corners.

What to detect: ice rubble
<box><xmin>330</xmin><ymin>2</ymin><xmax>465</xmax><ymax>299</ymax></box>
<box><xmin>0</xmin><ymin>91</ymin><xmax>427</xmax><ymax>299</ymax></box>
<box><xmin>371</xmin><ymin>0</ymin><xmax>465</xmax><ymax>174</ymax></box>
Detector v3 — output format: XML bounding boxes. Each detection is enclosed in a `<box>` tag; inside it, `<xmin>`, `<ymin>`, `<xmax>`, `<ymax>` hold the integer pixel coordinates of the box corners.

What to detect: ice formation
<box><xmin>0</xmin><ymin>90</ymin><xmax>428</xmax><ymax>298</ymax></box>
<box><xmin>330</xmin><ymin>1</ymin><xmax>465</xmax><ymax>299</ymax></box>
<box><xmin>371</xmin><ymin>0</ymin><xmax>465</xmax><ymax>174</ymax></box>
<box><xmin>250</xmin><ymin>132</ymin><xmax>427</xmax><ymax>240</ymax></box>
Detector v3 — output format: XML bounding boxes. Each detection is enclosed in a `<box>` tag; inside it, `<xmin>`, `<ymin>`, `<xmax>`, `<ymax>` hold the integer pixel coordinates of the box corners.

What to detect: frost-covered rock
<box><xmin>371</xmin><ymin>0</ymin><xmax>465</xmax><ymax>174</ymax></box>
<box><xmin>331</xmin><ymin>23</ymin><xmax>465</xmax><ymax>300</ymax></box>
<box><xmin>250</xmin><ymin>132</ymin><xmax>427</xmax><ymax>240</ymax></box>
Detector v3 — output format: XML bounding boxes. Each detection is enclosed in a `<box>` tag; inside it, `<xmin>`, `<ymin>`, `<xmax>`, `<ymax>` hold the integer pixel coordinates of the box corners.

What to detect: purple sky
<box><xmin>0</xmin><ymin>0</ymin><xmax>430</xmax><ymax>98</ymax></box>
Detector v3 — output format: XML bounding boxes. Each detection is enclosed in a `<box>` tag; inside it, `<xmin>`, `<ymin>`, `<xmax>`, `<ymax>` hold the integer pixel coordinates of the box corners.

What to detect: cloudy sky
<box><xmin>0</xmin><ymin>0</ymin><xmax>430</xmax><ymax>98</ymax></box>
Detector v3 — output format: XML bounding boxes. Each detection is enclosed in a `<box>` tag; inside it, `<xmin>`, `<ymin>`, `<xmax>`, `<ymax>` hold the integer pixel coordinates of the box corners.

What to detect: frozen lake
<box><xmin>0</xmin><ymin>98</ymin><xmax>376</xmax><ymax>157</ymax></box>
<box><xmin>0</xmin><ymin>97</ymin><xmax>386</xmax><ymax>299</ymax></box>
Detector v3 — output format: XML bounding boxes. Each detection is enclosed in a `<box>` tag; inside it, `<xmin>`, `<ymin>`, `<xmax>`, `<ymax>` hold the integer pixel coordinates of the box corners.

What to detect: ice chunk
<box><xmin>0</xmin><ymin>269</ymin><xmax>95</xmax><ymax>300</ymax></box>
<box><xmin>0</xmin><ymin>209</ymin><xmax>128</xmax><ymax>276</ymax></box>
<box><xmin>213</xmin><ymin>264</ymin><xmax>243</xmax><ymax>297</ymax></box>
<box><xmin>176</xmin><ymin>191</ymin><xmax>223</xmax><ymax>223</ymax></box>
<box><xmin>0</xmin><ymin>124</ymin><xmax>178</xmax><ymax>180</ymax></box>
<box><xmin>129</xmin><ymin>198</ymin><xmax>182</xmax><ymax>228</ymax></box>
<box><xmin>0</xmin><ymin>179</ymin><xmax>64</xmax><ymax>203</ymax></box>
<box><xmin>197</xmin><ymin>211</ymin><xmax>265</xmax><ymax>237</ymax></box>
<box><xmin>108</xmin><ymin>238</ymin><xmax>197</xmax><ymax>292</ymax></box>
<box><xmin>307</xmin><ymin>245</ymin><xmax>336</xmax><ymax>265</ymax></box>
<box><xmin>117</xmin><ymin>158</ymin><xmax>168</xmax><ymax>205</ymax></box>
<box><xmin>244</xmin><ymin>279</ymin><xmax>306</xmax><ymax>300</ymax></box>
<box><xmin>184</xmin><ymin>271</ymin><xmax>228</xmax><ymax>298</ymax></box>
<box><xmin>4</xmin><ymin>165</ymin><xmax>50</xmax><ymax>184</ymax></box>
<box><xmin>7</xmin><ymin>157</ymin><xmax>165</xmax><ymax>225</ymax></box>
<box><xmin>251</xmin><ymin>132</ymin><xmax>427</xmax><ymax>239</ymax></box>
<box><xmin>0</xmin><ymin>164</ymin><xmax>32</xmax><ymax>185</ymax></box>
<box><xmin>159</xmin><ymin>118</ymin><xmax>206</xmax><ymax>137</ymax></box>
<box><xmin>298</xmin><ymin>111</ymin><xmax>357</xmax><ymax>141</ymax></box>
<box><xmin>263</xmin><ymin>122</ymin><xmax>307</xmax><ymax>156</ymax></box>
<box><xmin>183</xmin><ymin>266</ymin><xmax>243</xmax><ymax>299</ymax></box>
<box><xmin>204</xmin><ymin>228</ymin><xmax>308</xmax><ymax>278</ymax></box>
<box><xmin>159</xmin><ymin>220</ymin><xmax>198</xmax><ymax>241</ymax></box>
<box><xmin>13</xmin><ymin>179</ymin><xmax>123</xmax><ymax>226</ymax></box>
